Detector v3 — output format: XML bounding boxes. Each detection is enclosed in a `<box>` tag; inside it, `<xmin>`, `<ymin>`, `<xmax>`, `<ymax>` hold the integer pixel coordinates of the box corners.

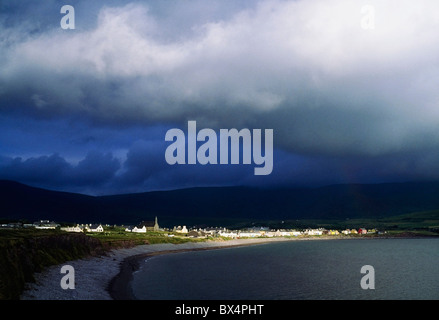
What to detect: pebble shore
<box><xmin>20</xmin><ymin>237</ymin><xmax>293</xmax><ymax>300</ymax></box>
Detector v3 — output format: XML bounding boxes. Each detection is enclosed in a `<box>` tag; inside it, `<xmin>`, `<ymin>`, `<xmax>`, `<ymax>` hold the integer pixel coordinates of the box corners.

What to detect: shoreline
<box><xmin>108</xmin><ymin>234</ymin><xmax>434</xmax><ymax>300</ymax></box>
<box><xmin>21</xmin><ymin>237</ymin><xmax>292</xmax><ymax>300</ymax></box>
<box><xmin>108</xmin><ymin>238</ymin><xmax>290</xmax><ymax>300</ymax></box>
<box><xmin>20</xmin><ymin>235</ymin><xmax>436</xmax><ymax>300</ymax></box>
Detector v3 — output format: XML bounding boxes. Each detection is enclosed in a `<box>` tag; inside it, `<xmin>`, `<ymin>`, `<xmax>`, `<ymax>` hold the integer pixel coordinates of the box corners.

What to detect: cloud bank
<box><xmin>1</xmin><ymin>0</ymin><xmax>439</xmax><ymax>194</ymax></box>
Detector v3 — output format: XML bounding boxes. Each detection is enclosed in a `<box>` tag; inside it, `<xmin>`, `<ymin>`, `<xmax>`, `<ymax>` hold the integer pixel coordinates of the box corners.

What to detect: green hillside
<box><xmin>269</xmin><ymin>209</ymin><xmax>439</xmax><ymax>233</ymax></box>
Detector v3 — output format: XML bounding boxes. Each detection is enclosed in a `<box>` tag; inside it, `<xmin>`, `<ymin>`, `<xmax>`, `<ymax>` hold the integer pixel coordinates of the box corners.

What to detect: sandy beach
<box><xmin>20</xmin><ymin>237</ymin><xmax>293</xmax><ymax>300</ymax></box>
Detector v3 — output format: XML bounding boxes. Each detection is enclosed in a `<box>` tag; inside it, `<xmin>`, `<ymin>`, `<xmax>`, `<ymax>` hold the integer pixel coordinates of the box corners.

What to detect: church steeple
<box><xmin>154</xmin><ymin>216</ymin><xmax>159</xmax><ymax>231</ymax></box>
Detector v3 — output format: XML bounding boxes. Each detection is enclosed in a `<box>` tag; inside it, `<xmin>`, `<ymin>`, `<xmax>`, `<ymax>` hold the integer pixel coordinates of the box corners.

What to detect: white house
<box><xmin>61</xmin><ymin>224</ymin><xmax>84</xmax><ymax>233</ymax></box>
<box><xmin>34</xmin><ymin>220</ymin><xmax>59</xmax><ymax>229</ymax></box>
<box><xmin>304</xmin><ymin>229</ymin><xmax>323</xmax><ymax>236</ymax></box>
<box><xmin>219</xmin><ymin>230</ymin><xmax>239</xmax><ymax>238</ymax></box>
<box><xmin>132</xmin><ymin>226</ymin><xmax>147</xmax><ymax>233</ymax></box>
<box><xmin>238</xmin><ymin>231</ymin><xmax>261</xmax><ymax>238</ymax></box>
<box><xmin>269</xmin><ymin>230</ymin><xmax>301</xmax><ymax>237</ymax></box>
<box><xmin>86</xmin><ymin>224</ymin><xmax>104</xmax><ymax>232</ymax></box>
<box><xmin>174</xmin><ymin>225</ymin><xmax>188</xmax><ymax>233</ymax></box>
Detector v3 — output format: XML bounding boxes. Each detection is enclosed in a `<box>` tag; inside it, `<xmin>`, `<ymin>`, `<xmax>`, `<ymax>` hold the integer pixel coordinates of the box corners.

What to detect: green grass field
<box><xmin>275</xmin><ymin>209</ymin><xmax>439</xmax><ymax>235</ymax></box>
<box><xmin>84</xmin><ymin>227</ymin><xmax>208</xmax><ymax>245</ymax></box>
<box><xmin>0</xmin><ymin>228</ymin><xmax>207</xmax><ymax>299</ymax></box>
<box><xmin>217</xmin><ymin>209</ymin><xmax>439</xmax><ymax>236</ymax></box>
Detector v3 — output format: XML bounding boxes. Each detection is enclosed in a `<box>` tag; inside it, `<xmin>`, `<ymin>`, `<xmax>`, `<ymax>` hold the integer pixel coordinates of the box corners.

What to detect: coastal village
<box><xmin>0</xmin><ymin>217</ymin><xmax>383</xmax><ymax>238</ymax></box>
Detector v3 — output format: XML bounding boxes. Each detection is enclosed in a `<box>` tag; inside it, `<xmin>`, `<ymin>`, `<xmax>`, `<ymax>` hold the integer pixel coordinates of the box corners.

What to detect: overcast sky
<box><xmin>1</xmin><ymin>0</ymin><xmax>439</xmax><ymax>195</ymax></box>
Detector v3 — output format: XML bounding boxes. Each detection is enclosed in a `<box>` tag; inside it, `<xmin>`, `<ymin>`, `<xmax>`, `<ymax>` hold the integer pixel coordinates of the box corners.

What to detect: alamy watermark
<box><xmin>60</xmin><ymin>5</ymin><xmax>75</xmax><ymax>30</ymax></box>
<box><xmin>165</xmin><ymin>121</ymin><xmax>273</xmax><ymax>175</ymax></box>
<box><xmin>360</xmin><ymin>265</ymin><xmax>375</xmax><ymax>290</ymax></box>
<box><xmin>60</xmin><ymin>265</ymin><xmax>75</xmax><ymax>290</ymax></box>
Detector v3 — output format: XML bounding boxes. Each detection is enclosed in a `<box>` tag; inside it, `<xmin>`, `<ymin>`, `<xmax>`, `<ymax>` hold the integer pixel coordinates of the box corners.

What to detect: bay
<box><xmin>131</xmin><ymin>238</ymin><xmax>439</xmax><ymax>300</ymax></box>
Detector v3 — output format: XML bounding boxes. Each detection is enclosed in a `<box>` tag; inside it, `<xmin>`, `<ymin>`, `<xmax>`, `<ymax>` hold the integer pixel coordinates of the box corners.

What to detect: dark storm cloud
<box><xmin>2</xmin><ymin>0</ymin><xmax>439</xmax><ymax>156</ymax></box>
<box><xmin>0</xmin><ymin>151</ymin><xmax>120</xmax><ymax>192</ymax></box>
<box><xmin>112</xmin><ymin>139</ymin><xmax>257</xmax><ymax>194</ymax></box>
<box><xmin>0</xmin><ymin>154</ymin><xmax>70</xmax><ymax>185</ymax></box>
<box><xmin>1</xmin><ymin>0</ymin><xmax>439</xmax><ymax>194</ymax></box>
<box><xmin>118</xmin><ymin>140</ymin><xmax>167</xmax><ymax>186</ymax></box>
<box><xmin>0</xmin><ymin>138</ymin><xmax>261</xmax><ymax>195</ymax></box>
<box><xmin>2</xmin><ymin>134</ymin><xmax>439</xmax><ymax>195</ymax></box>
<box><xmin>70</xmin><ymin>151</ymin><xmax>121</xmax><ymax>185</ymax></box>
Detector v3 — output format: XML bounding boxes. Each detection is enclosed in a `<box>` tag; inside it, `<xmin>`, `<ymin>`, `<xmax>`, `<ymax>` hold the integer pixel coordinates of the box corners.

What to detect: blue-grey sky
<box><xmin>1</xmin><ymin>0</ymin><xmax>439</xmax><ymax>195</ymax></box>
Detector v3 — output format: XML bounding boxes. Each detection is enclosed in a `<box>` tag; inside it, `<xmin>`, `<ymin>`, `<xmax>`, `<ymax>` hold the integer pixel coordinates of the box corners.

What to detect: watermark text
<box><xmin>165</xmin><ymin>121</ymin><xmax>273</xmax><ymax>175</ymax></box>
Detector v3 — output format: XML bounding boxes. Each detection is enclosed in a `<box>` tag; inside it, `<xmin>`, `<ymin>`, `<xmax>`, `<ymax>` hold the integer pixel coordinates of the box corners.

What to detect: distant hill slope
<box><xmin>1</xmin><ymin>180</ymin><xmax>439</xmax><ymax>226</ymax></box>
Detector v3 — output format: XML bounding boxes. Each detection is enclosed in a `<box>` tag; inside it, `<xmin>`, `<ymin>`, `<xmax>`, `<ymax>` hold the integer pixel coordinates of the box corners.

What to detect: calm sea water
<box><xmin>131</xmin><ymin>238</ymin><xmax>439</xmax><ymax>300</ymax></box>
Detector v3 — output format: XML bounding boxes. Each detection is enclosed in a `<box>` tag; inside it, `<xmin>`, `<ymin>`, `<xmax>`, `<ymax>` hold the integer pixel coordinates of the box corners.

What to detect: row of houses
<box><xmin>1</xmin><ymin>217</ymin><xmax>160</xmax><ymax>233</ymax></box>
<box><xmin>59</xmin><ymin>217</ymin><xmax>160</xmax><ymax>234</ymax></box>
<box><xmin>0</xmin><ymin>220</ymin><xmax>60</xmax><ymax>229</ymax></box>
<box><xmin>61</xmin><ymin>224</ymin><xmax>104</xmax><ymax>233</ymax></box>
<box><xmin>0</xmin><ymin>220</ymin><xmax>105</xmax><ymax>232</ymax></box>
<box><xmin>175</xmin><ymin>227</ymin><xmax>379</xmax><ymax>239</ymax></box>
<box><xmin>124</xmin><ymin>217</ymin><xmax>160</xmax><ymax>233</ymax></box>
<box><xmin>1</xmin><ymin>217</ymin><xmax>380</xmax><ymax>238</ymax></box>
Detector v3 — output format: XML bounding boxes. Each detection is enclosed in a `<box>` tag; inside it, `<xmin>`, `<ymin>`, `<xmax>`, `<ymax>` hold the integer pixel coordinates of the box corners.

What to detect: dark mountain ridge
<box><xmin>1</xmin><ymin>180</ymin><xmax>439</xmax><ymax>227</ymax></box>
